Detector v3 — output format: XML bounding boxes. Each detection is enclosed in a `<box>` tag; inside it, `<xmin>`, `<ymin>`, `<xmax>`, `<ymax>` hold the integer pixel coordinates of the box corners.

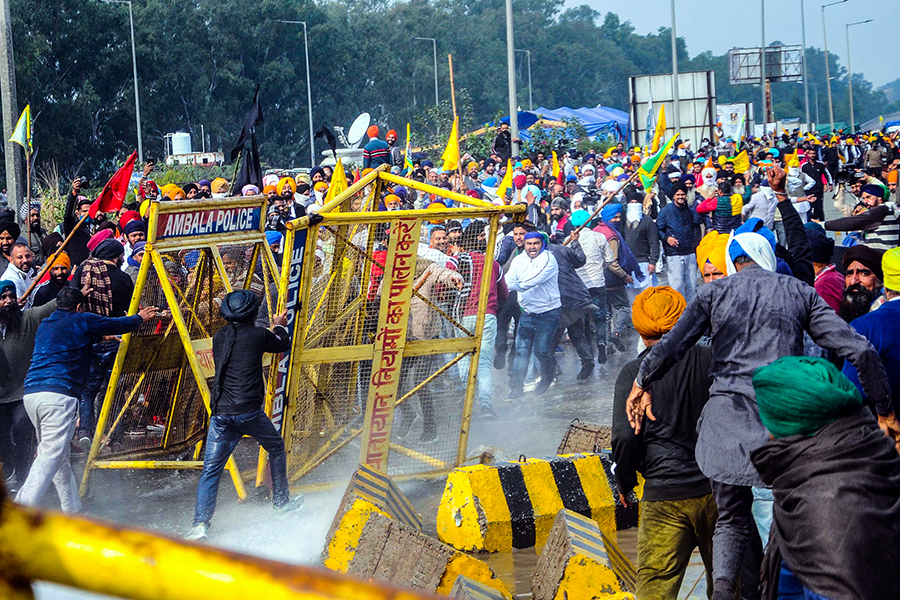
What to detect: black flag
<box><xmin>229</xmin><ymin>85</ymin><xmax>264</xmax><ymax>163</ymax></box>
<box><xmin>231</xmin><ymin>129</ymin><xmax>263</xmax><ymax>195</ymax></box>
<box><xmin>315</xmin><ymin>125</ymin><xmax>337</xmax><ymax>161</ymax></box>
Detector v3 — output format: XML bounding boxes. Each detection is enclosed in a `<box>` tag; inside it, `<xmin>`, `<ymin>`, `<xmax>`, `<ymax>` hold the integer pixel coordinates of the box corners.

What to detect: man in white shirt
<box><xmin>2</xmin><ymin>243</ymin><xmax>36</xmax><ymax>300</ymax></box>
<box><xmin>505</xmin><ymin>230</ymin><xmax>561</xmax><ymax>399</ymax></box>
<box><xmin>571</xmin><ymin>210</ymin><xmax>614</xmax><ymax>363</ymax></box>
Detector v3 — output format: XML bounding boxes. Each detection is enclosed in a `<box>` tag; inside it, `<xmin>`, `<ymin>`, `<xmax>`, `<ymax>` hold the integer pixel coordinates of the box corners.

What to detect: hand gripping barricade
<box><xmin>274</xmin><ymin>166</ymin><xmax>525</xmax><ymax>488</ymax></box>
<box><xmin>80</xmin><ymin>194</ymin><xmax>280</xmax><ymax>499</ymax></box>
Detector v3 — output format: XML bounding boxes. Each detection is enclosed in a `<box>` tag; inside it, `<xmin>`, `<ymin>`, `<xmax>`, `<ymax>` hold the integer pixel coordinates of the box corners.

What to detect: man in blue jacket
<box><xmin>15</xmin><ymin>286</ymin><xmax>156</xmax><ymax>512</ymax></box>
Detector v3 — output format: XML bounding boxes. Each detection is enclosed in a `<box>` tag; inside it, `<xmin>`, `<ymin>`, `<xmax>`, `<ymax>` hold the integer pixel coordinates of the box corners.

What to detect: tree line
<box><xmin>5</xmin><ymin>0</ymin><xmax>892</xmax><ymax>182</ymax></box>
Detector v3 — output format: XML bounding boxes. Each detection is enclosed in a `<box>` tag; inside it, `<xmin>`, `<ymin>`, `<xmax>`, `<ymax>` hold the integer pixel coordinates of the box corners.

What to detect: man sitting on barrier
<box><xmin>187</xmin><ymin>289</ymin><xmax>302</xmax><ymax>541</ymax></box>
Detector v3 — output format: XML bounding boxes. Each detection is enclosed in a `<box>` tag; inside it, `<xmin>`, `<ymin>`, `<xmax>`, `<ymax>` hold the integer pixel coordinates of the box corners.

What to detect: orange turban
<box><xmin>696</xmin><ymin>231</ymin><xmax>729</xmax><ymax>276</ymax></box>
<box><xmin>263</xmin><ymin>184</ymin><xmax>277</xmax><ymax>195</ymax></box>
<box><xmin>631</xmin><ymin>286</ymin><xmax>686</xmax><ymax>340</ymax></box>
<box><xmin>367</xmin><ymin>125</ymin><xmax>379</xmax><ymax>138</ymax></box>
<box><xmin>211</xmin><ymin>177</ymin><xmax>229</xmax><ymax>193</ymax></box>
<box><xmin>888</xmin><ymin>171</ymin><xmax>898</xmax><ymax>184</ymax></box>
<box><xmin>54</xmin><ymin>252</ymin><xmax>71</xmax><ymax>270</ymax></box>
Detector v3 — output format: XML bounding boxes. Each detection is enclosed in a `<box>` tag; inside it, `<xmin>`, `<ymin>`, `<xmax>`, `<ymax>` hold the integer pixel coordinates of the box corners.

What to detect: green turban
<box><xmin>753</xmin><ymin>356</ymin><xmax>863</xmax><ymax>439</ymax></box>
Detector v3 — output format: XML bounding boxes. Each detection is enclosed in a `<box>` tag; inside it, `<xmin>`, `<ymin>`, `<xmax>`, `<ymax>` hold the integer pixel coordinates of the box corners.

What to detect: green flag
<box><xmin>9</xmin><ymin>104</ymin><xmax>31</xmax><ymax>155</ymax></box>
<box><xmin>638</xmin><ymin>132</ymin><xmax>678</xmax><ymax>180</ymax></box>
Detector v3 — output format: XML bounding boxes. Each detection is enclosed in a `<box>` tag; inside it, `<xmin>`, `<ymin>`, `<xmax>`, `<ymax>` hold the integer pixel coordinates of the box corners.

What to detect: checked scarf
<box><xmin>80</xmin><ymin>258</ymin><xmax>114</xmax><ymax>316</ymax></box>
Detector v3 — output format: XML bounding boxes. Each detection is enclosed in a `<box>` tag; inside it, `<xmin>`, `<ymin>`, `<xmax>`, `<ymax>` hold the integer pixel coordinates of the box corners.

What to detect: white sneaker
<box><xmin>185</xmin><ymin>523</ymin><xmax>209</xmax><ymax>541</ymax></box>
<box><xmin>274</xmin><ymin>494</ymin><xmax>305</xmax><ymax>516</ymax></box>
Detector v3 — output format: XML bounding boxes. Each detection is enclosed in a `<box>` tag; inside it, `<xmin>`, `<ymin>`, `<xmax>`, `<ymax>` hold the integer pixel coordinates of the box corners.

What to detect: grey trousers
<box><xmin>16</xmin><ymin>392</ymin><xmax>82</xmax><ymax>513</ymax></box>
<box><xmin>710</xmin><ymin>480</ymin><xmax>762</xmax><ymax>600</ymax></box>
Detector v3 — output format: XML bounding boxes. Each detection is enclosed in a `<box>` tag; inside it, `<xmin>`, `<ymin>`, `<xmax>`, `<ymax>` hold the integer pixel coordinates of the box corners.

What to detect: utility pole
<box><xmin>761</xmin><ymin>0</ymin><xmax>767</xmax><ymax>131</ymax></box>
<box><xmin>845</xmin><ymin>19</ymin><xmax>871</xmax><ymax>133</ymax></box>
<box><xmin>505</xmin><ymin>0</ymin><xmax>519</xmax><ymax>157</ymax></box>
<box><xmin>670</xmin><ymin>0</ymin><xmax>680</xmax><ymax>132</ymax></box>
<box><xmin>0</xmin><ymin>0</ymin><xmax>23</xmax><ymax>222</ymax></box>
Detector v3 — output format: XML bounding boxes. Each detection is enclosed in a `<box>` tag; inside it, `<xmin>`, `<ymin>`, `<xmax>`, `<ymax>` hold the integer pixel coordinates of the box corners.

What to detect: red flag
<box><xmin>353</xmin><ymin>167</ymin><xmax>360</xmax><ymax>184</ymax></box>
<box><xmin>89</xmin><ymin>151</ymin><xmax>138</xmax><ymax>218</ymax></box>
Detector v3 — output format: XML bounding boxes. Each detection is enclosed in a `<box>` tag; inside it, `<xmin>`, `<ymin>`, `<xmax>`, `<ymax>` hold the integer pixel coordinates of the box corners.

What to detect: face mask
<box><xmin>212</xmin><ymin>193</ymin><xmax>227</xmax><ymax>199</ymax></box>
<box><xmin>788</xmin><ymin>167</ymin><xmax>800</xmax><ymax>178</ymax></box>
<box><xmin>626</xmin><ymin>203</ymin><xmax>643</xmax><ymax>222</ymax></box>
<box><xmin>314</xmin><ymin>190</ymin><xmax>324</xmax><ymax>203</ymax></box>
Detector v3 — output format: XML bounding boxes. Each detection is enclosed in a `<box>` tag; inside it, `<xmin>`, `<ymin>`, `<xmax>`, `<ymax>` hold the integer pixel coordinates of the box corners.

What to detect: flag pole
<box><xmin>229</xmin><ymin>144</ymin><xmax>244</xmax><ymax>194</ymax></box>
<box><xmin>448</xmin><ymin>54</ymin><xmax>462</xmax><ymax>185</ymax></box>
<box><xmin>19</xmin><ymin>212</ymin><xmax>89</xmax><ymax>302</ymax></box>
<box><xmin>25</xmin><ymin>150</ymin><xmax>31</xmax><ymax>247</ymax></box>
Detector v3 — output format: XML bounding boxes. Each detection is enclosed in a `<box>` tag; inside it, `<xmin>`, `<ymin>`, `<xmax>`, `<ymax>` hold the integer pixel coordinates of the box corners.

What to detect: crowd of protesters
<box><xmin>1</xmin><ymin>119</ymin><xmax>900</xmax><ymax>597</ymax></box>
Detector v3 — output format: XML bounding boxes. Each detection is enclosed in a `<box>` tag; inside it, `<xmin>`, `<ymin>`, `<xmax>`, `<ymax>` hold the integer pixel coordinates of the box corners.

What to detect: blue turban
<box><xmin>523</xmin><ymin>231</ymin><xmax>547</xmax><ymax>253</ymax></box>
<box><xmin>123</xmin><ymin>219</ymin><xmax>147</xmax><ymax>236</ymax></box>
<box><xmin>0</xmin><ymin>280</ymin><xmax>15</xmax><ymax>297</ymax></box>
<box><xmin>570</xmin><ymin>209</ymin><xmax>591</xmax><ymax>228</ymax></box>
<box><xmin>736</xmin><ymin>218</ymin><xmax>777</xmax><ymax>252</ymax></box>
<box><xmin>127</xmin><ymin>241</ymin><xmax>146</xmax><ymax>267</ymax></box>
<box><xmin>860</xmin><ymin>184</ymin><xmax>886</xmax><ymax>201</ymax></box>
<box><xmin>566</xmin><ymin>175</ymin><xmax>577</xmax><ymax>183</ymax></box>
<box><xmin>266</xmin><ymin>230</ymin><xmax>284</xmax><ymax>247</ymax></box>
<box><xmin>600</xmin><ymin>203</ymin><xmax>623</xmax><ymax>223</ymax></box>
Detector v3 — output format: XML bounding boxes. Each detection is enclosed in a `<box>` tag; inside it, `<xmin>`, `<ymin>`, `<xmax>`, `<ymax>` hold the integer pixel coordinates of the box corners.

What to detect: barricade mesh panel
<box><xmin>284</xmin><ymin>200</ymin><xmax>482</xmax><ymax>483</ymax></box>
<box><xmin>94</xmin><ymin>243</ymin><xmax>278</xmax><ymax>460</ymax></box>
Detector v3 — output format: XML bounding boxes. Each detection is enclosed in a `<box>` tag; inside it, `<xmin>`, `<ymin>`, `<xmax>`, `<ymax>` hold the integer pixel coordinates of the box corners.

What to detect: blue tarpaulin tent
<box><xmin>497</xmin><ymin>106</ymin><xmax>631</xmax><ymax>143</ymax></box>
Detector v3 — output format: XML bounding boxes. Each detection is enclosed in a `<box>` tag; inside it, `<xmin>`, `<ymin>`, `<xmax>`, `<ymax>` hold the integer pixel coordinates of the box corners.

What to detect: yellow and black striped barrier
<box><xmin>450</xmin><ymin>575</ymin><xmax>508</xmax><ymax>600</ymax></box>
<box><xmin>532</xmin><ymin>509</ymin><xmax>637</xmax><ymax>600</ymax></box>
<box><xmin>436</xmin><ymin>453</ymin><xmax>641</xmax><ymax>552</ymax></box>
<box><xmin>322</xmin><ymin>463</ymin><xmax>422</xmax><ymax>571</ymax></box>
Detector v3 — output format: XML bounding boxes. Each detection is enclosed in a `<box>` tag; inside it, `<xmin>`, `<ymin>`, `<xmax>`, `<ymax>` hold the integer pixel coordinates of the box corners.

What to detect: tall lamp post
<box><xmin>514</xmin><ymin>49</ymin><xmax>532</xmax><ymax>111</ymax></box>
<box><xmin>670</xmin><ymin>0</ymin><xmax>680</xmax><ymax>132</ymax></box>
<box><xmin>102</xmin><ymin>0</ymin><xmax>143</xmax><ymax>164</ymax></box>
<box><xmin>845</xmin><ymin>19</ymin><xmax>871</xmax><ymax>133</ymax></box>
<box><xmin>822</xmin><ymin>0</ymin><xmax>849</xmax><ymax>134</ymax></box>
<box><xmin>800</xmin><ymin>0</ymin><xmax>811</xmax><ymax>130</ymax></box>
<box><xmin>413</xmin><ymin>37</ymin><xmax>439</xmax><ymax>107</ymax></box>
<box><xmin>277</xmin><ymin>20</ymin><xmax>315</xmax><ymax>168</ymax></box>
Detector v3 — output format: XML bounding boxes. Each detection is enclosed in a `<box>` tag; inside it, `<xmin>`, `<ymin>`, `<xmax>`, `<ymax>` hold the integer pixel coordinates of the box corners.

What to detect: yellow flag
<box><xmin>9</xmin><ymin>104</ymin><xmax>31</xmax><ymax>155</ymax></box>
<box><xmin>495</xmin><ymin>159</ymin><xmax>513</xmax><ymax>204</ymax></box>
<box><xmin>440</xmin><ymin>117</ymin><xmax>460</xmax><ymax>172</ymax></box>
<box><xmin>323</xmin><ymin>158</ymin><xmax>348</xmax><ymax>205</ymax></box>
<box><xmin>551</xmin><ymin>151</ymin><xmax>560</xmax><ymax>178</ymax></box>
<box><xmin>732</xmin><ymin>150</ymin><xmax>750</xmax><ymax>173</ymax></box>
<box><xmin>651</xmin><ymin>104</ymin><xmax>666</xmax><ymax>153</ymax></box>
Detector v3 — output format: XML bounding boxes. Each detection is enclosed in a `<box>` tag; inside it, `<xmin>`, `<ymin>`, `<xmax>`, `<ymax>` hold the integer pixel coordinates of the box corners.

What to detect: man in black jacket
<box><xmin>623</xmin><ymin>190</ymin><xmax>660</xmax><ymax>292</ymax></box>
<box><xmin>613</xmin><ymin>285</ymin><xmax>716</xmax><ymax>598</ymax></box>
<box><xmin>548</xmin><ymin>232</ymin><xmax>595</xmax><ymax>381</ymax></box>
<box><xmin>187</xmin><ymin>290</ymin><xmax>300</xmax><ymax>541</ymax></box>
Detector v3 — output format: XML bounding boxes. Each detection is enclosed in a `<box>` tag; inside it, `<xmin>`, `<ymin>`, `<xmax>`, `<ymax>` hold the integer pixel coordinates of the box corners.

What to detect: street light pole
<box><xmin>761</xmin><ymin>0</ymin><xmax>767</xmax><ymax>129</ymax></box>
<box><xmin>515</xmin><ymin>49</ymin><xmax>532</xmax><ymax>110</ymax></box>
<box><xmin>813</xmin><ymin>84</ymin><xmax>820</xmax><ymax>124</ymax></box>
<box><xmin>278</xmin><ymin>20</ymin><xmax>315</xmax><ymax>167</ymax></box>
<box><xmin>845</xmin><ymin>19</ymin><xmax>871</xmax><ymax>133</ymax></box>
<box><xmin>413</xmin><ymin>37</ymin><xmax>439</xmax><ymax>107</ymax></box>
<box><xmin>822</xmin><ymin>0</ymin><xmax>849</xmax><ymax>134</ymax></box>
<box><xmin>505</xmin><ymin>0</ymin><xmax>519</xmax><ymax>157</ymax></box>
<box><xmin>800</xmin><ymin>0</ymin><xmax>811</xmax><ymax>130</ymax></box>
<box><xmin>103</xmin><ymin>0</ymin><xmax>143</xmax><ymax>164</ymax></box>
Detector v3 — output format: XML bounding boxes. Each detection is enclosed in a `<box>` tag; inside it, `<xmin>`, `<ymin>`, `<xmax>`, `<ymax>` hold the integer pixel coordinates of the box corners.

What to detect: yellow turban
<box><xmin>277</xmin><ymin>177</ymin><xmax>297</xmax><ymax>196</ymax></box>
<box><xmin>696</xmin><ymin>231</ymin><xmax>729</xmax><ymax>276</ymax></box>
<box><xmin>631</xmin><ymin>286</ymin><xmax>686</xmax><ymax>340</ymax></box>
<box><xmin>160</xmin><ymin>183</ymin><xmax>177</xmax><ymax>198</ymax></box>
<box><xmin>884</xmin><ymin>247</ymin><xmax>900</xmax><ymax>292</ymax></box>
<box><xmin>211</xmin><ymin>177</ymin><xmax>229</xmax><ymax>193</ymax></box>
<box><xmin>166</xmin><ymin>186</ymin><xmax>185</xmax><ymax>200</ymax></box>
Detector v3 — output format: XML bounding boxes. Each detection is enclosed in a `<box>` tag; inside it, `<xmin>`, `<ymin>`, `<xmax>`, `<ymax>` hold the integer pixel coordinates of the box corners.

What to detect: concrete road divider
<box><xmin>436</xmin><ymin>453</ymin><xmax>641</xmax><ymax>552</ymax></box>
<box><xmin>348</xmin><ymin>512</ymin><xmax>512</xmax><ymax>598</ymax></box>
<box><xmin>322</xmin><ymin>463</ymin><xmax>422</xmax><ymax>572</ymax></box>
<box><xmin>531</xmin><ymin>509</ymin><xmax>637</xmax><ymax>600</ymax></box>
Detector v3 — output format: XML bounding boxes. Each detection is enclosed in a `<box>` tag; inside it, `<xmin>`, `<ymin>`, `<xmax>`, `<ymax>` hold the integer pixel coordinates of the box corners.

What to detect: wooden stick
<box><xmin>18</xmin><ymin>212</ymin><xmax>89</xmax><ymax>302</ymax></box>
<box><xmin>448</xmin><ymin>54</ymin><xmax>463</xmax><ymax>186</ymax></box>
<box><xmin>562</xmin><ymin>168</ymin><xmax>642</xmax><ymax>246</ymax></box>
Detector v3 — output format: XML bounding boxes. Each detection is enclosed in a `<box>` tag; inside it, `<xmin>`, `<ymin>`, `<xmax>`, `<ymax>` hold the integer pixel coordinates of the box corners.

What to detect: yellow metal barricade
<box><xmin>271</xmin><ymin>168</ymin><xmax>525</xmax><ymax>488</ymax></box>
<box><xmin>80</xmin><ymin>195</ymin><xmax>281</xmax><ymax>499</ymax></box>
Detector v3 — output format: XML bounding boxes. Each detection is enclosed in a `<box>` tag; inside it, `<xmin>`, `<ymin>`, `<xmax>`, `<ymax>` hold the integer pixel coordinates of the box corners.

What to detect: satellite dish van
<box><xmin>346</xmin><ymin>113</ymin><xmax>371</xmax><ymax>148</ymax></box>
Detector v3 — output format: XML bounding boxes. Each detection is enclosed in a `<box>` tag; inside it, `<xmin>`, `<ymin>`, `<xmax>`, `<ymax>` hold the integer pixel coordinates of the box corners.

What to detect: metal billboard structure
<box><xmin>728</xmin><ymin>46</ymin><xmax>803</xmax><ymax>84</ymax></box>
<box><xmin>629</xmin><ymin>71</ymin><xmax>717</xmax><ymax>148</ymax></box>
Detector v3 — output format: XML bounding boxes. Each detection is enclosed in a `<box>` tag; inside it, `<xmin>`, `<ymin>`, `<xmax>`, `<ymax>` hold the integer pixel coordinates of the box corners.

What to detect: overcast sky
<box><xmin>573</xmin><ymin>0</ymin><xmax>898</xmax><ymax>88</ymax></box>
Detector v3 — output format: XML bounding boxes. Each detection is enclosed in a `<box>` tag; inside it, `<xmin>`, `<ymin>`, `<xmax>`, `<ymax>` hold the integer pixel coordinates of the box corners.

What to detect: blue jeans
<box><xmin>193</xmin><ymin>409</ymin><xmax>289</xmax><ymax>526</ymax></box>
<box><xmin>509</xmin><ymin>307</ymin><xmax>560</xmax><ymax>392</ymax></box>
<box><xmin>79</xmin><ymin>340</ymin><xmax>119</xmax><ymax>433</ymax></box>
<box><xmin>458</xmin><ymin>314</ymin><xmax>497</xmax><ymax>409</ymax></box>
<box><xmin>665</xmin><ymin>253</ymin><xmax>698</xmax><ymax>302</ymax></box>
